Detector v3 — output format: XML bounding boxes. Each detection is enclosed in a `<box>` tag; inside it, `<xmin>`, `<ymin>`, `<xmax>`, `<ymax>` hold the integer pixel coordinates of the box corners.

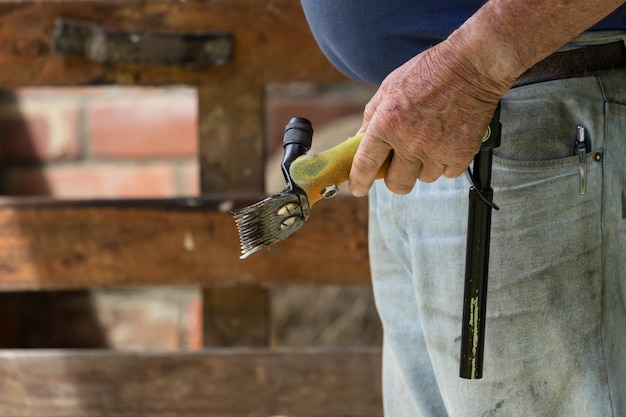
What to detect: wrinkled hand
<box><xmin>349</xmin><ymin>40</ymin><xmax>511</xmax><ymax>197</ymax></box>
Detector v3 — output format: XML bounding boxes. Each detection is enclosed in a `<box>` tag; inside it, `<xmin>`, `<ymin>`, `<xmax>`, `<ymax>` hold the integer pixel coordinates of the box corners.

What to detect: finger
<box><xmin>349</xmin><ymin>133</ymin><xmax>392</xmax><ymax>197</ymax></box>
<box><xmin>381</xmin><ymin>151</ymin><xmax>424</xmax><ymax>194</ymax></box>
<box><xmin>416</xmin><ymin>160</ymin><xmax>446</xmax><ymax>183</ymax></box>
<box><xmin>443</xmin><ymin>163</ymin><xmax>470</xmax><ymax>178</ymax></box>
<box><xmin>443</xmin><ymin>150</ymin><xmax>478</xmax><ymax>178</ymax></box>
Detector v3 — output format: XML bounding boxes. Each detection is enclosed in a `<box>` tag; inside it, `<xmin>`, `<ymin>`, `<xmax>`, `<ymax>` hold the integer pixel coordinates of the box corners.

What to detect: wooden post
<box><xmin>197</xmin><ymin>82</ymin><xmax>265</xmax><ymax>195</ymax></box>
<box><xmin>198</xmin><ymin>82</ymin><xmax>270</xmax><ymax>347</ymax></box>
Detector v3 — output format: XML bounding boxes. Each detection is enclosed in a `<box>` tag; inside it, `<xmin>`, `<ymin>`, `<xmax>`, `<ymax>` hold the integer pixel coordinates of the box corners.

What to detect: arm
<box><xmin>349</xmin><ymin>0</ymin><xmax>626</xmax><ymax>196</ymax></box>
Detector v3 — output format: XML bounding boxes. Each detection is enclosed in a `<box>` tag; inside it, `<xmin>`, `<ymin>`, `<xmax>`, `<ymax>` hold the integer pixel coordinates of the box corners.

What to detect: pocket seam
<box><xmin>493</xmin><ymin>152</ymin><xmax>601</xmax><ymax>171</ymax></box>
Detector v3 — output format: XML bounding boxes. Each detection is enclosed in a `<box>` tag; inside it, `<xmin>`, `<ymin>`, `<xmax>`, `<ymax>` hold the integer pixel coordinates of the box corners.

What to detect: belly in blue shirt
<box><xmin>301</xmin><ymin>0</ymin><xmax>626</xmax><ymax>85</ymax></box>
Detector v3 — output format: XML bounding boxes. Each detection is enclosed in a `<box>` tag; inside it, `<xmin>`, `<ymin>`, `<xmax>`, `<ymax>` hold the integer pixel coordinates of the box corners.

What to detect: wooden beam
<box><xmin>197</xmin><ymin>82</ymin><xmax>269</xmax><ymax>347</ymax></box>
<box><xmin>0</xmin><ymin>0</ymin><xmax>345</xmax><ymax>87</ymax></box>
<box><xmin>0</xmin><ymin>348</ymin><xmax>382</xmax><ymax>417</ymax></box>
<box><xmin>198</xmin><ymin>82</ymin><xmax>265</xmax><ymax>195</ymax></box>
<box><xmin>0</xmin><ymin>196</ymin><xmax>370</xmax><ymax>291</ymax></box>
<box><xmin>203</xmin><ymin>285</ymin><xmax>270</xmax><ymax>347</ymax></box>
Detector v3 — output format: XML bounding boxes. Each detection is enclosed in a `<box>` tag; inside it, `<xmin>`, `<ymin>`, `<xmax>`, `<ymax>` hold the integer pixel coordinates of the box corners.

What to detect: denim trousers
<box><xmin>369</xmin><ymin>33</ymin><xmax>626</xmax><ymax>417</ymax></box>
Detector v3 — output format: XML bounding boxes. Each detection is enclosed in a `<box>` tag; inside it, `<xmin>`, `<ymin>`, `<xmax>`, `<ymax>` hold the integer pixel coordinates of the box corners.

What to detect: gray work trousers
<box><xmin>369</xmin><ymin>32</ymin><xmax>626</xmax><ymax>417</ymax></box>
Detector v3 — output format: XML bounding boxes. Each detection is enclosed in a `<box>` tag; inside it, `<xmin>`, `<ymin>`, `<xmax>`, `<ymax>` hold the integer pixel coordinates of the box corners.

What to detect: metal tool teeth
<box><xmin>233</xmin><ymin>198</ymin><xmax>281</xmax><ymax>259</ymax></box>
<box><xmin>232</xmin><ymin>193</ymin><xmax>307</xmax><ymax>259</ymax></box>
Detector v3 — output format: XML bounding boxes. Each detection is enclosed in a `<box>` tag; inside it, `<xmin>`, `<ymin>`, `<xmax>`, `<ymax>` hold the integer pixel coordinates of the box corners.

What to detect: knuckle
<box><xmin>418</xmin><ymin>163</ymin><xmax>444</xmax><ymax>184</ymax></box>
<box><xmin>352</xmin><ymin>150</ymin><xmax>382</xmax><ymax>173</ymax></box>
<box><xmin>363</xmin><ymin>101</ymin><xmax>376</xmax><ymax>120</ymax></box>
<box><xmin>403</xmin><ymin>141</ymin><xmax>426</xmax><ymax>161</ymax></box>
<box><xmin>443</xmin><ymin>166</ymin><xmax>467</xmax><ymax>179</ymax></box>
<box><xmin>418</xmin><ymin>173</ymin><xmax>439</xmax><ymax>183</ymax></box>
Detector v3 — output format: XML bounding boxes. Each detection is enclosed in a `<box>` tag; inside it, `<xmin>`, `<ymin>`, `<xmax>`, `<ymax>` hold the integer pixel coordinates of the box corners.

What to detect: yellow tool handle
<box><xmin>289</xmin><ymin>133</ymin><xmax>388</xmax><ymax>206</ymax></box>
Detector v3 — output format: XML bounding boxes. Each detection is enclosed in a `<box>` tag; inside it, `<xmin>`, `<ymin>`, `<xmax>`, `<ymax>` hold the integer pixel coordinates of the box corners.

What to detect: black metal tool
<box><xmin>460</xmin><ymin>103</ymin><xmax>501</xmax><ymax>379</ymax></box>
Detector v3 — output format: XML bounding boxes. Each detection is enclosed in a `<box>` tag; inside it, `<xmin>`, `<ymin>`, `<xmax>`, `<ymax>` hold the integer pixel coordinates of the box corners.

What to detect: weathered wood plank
<box><xmin>198</xmin><ymin>82</ymin><xmax>265</xmax><ymax>194</ymax></box>
<box><xmin>197</xmin><ymin>80</ymin><xmax>269</xmax><ymax>348</ymax></box>
<box><xmin>0</xmin><ymin>196</ymin><xmax>370</xmax><ymax>291</ymax></box>
<box><xmin>0</xmin><ymin>0</ymin><xmax>345</xmax><ymax>87</ymax></box>
<box><xmin>0</xmin><ymin>348</ymin><xmax>382</xmax><ymax>417</ymax></box>
<box><xmin>203</xmin><ymin>285</ymin><xmax>270</xmax><ymax>347</ymax></box>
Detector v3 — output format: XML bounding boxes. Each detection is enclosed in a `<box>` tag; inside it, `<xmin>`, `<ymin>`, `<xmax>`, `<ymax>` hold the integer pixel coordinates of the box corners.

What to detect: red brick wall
<box><xmin>0</xmin><ymin>82</ymin><xmax>374</xmax><ymax>199</ymax></box>
<box><xmin>0</xmin><ymin>86</ymin><xmax>202</xmax><ymax>349</ymax></box>
<box><xmin>0</xmin><ymin>87</ymin><xmax>199</xmax><ymax>198</ymax></box>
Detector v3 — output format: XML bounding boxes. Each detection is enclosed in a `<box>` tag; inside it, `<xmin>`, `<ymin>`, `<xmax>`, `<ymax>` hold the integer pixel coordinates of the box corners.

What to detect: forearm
<box><xmin>446</xmin><ymin>0</ymin><xmax>626</xmax><ymax>94</ymax></box>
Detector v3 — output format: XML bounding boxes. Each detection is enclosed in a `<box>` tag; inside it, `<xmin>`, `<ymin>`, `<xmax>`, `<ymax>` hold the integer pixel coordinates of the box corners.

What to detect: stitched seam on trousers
<box><xmin>493</xmin><ymin>154</ymin><xmax>584</xmax><ymax>170</ymax></box>
<box><xmin>595</xmin><ymin>72</ymin><xmax>615</xmax><ymax>417</ymax></box>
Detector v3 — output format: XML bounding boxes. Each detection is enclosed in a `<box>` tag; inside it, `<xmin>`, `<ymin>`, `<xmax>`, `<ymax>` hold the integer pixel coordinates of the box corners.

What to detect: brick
<box><xmin>187</xmin><ymin>297</ymin><xmax>204</xmax><ymax>350</ymax></box>
<box><xmin>88</xmin><ymin>94</ymin><xmax>198</xmax><ymax>159</ymax></box>
<box><xmin>89</xmin><ymin>288</ymin><xmax>202</xmax><ymax>350</ymax></box>
<box><xmin>178</xmin><ymin>161</ymin><xmax>200</xmax><ymax>196</ymax></box>
<box><xmin>0</xmin><ymin>288</ymin><xmax>203</xmax><ymax>350</ymax></box>
<box><xmin>14</xmin><ymin>86</ymin><xmax>139</xmax><ymax>97</ymax></box>
<box><xmin>0</xmin><ymin>101</ymin><xmax>80</xmax><ymax>162</ymax></box>
<box><xmin>4</xmin><ymin>163</ymin><xmax>179</xmax><ymax>198</ymax></box>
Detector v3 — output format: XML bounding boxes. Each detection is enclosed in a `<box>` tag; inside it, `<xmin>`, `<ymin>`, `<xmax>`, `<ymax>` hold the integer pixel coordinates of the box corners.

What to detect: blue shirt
<box><xmin>301</xmin><ymin>1</ymin><xmax>626</xmax><ymax>85</ymax></box>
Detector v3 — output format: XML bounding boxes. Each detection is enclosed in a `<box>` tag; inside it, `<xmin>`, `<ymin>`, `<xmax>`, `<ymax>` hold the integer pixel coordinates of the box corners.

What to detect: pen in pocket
<box><xmin>575</xmin><ymin>126</ymin><xmax>590</xmax><ymax>195</ymax></box>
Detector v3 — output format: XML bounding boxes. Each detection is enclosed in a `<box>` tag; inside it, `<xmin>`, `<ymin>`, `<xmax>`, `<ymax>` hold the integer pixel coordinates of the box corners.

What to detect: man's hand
<box><xmin>348</xmin><ymin>0</ymin><xmax>626</xmax><ymax>197</ymax></box>
<box><xmin>349</xmin><ymin>40</ymin><xmax>507</xmax><ymax>196</ymax></box>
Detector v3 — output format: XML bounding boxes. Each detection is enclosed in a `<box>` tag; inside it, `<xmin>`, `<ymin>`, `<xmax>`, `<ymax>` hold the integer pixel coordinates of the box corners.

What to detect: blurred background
<box><xmin>0</xmin><ymin>82</ymin><xmax>383</xmax><ymax>351</ymax></box>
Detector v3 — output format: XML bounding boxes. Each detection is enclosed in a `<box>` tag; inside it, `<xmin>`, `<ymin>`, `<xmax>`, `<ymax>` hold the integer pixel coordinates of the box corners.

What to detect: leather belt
<box><xmin>513</xmin><ymin>40</ymin><xmax>626</xmax><ymax>88</ymax></box>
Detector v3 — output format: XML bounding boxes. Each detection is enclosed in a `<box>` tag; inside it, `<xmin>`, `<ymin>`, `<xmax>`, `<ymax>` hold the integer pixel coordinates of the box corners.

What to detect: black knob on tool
<box><xmin>284</xmin><ymin>117</ymin><xmax>313</xmax><ymax>147</ymax></box>
<box><xmin>281</xmin><ymin>118</ymin><xmax>314</xmax><ymax>191</ymax></box>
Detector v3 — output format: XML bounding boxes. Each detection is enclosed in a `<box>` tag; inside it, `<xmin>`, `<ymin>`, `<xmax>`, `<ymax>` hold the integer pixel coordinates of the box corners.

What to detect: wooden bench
<box><xmin>0</xmin><ymin>1</ymin><xmax>382</xmax><ymax>415</ymax></box>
